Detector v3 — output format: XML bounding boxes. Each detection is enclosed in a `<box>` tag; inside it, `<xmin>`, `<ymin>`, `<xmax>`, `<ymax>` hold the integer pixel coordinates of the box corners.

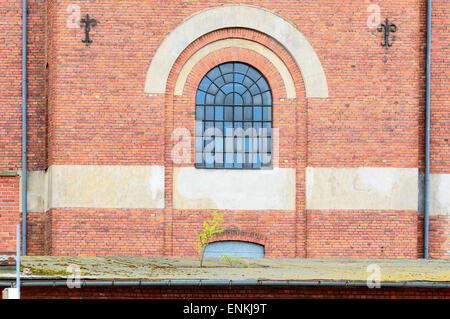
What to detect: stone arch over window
<box><xmin>145</xmin><ymin>4</ymin><xmax>328</xmax><ymax>98</ymax></box>
<box><xmin>195</xmin><ymin>62</ymin><xmax>273</xmax><ymax>169</ymax></box>
<box><xmin>203</xmin><ymin>240</ymin><xmax>265</xmax><ymax>258</ymax></box>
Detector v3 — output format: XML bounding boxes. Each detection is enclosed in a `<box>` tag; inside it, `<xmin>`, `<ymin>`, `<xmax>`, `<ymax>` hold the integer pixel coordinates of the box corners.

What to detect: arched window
<box><xmin>195</xmin><ymin>62</ymin><xmax>272</xmax><ymax>169</ymax></box>
<box><xmin>203</xmin><ymin>240</ymin><xmax>265</xmax><ymax>258</ymax></box>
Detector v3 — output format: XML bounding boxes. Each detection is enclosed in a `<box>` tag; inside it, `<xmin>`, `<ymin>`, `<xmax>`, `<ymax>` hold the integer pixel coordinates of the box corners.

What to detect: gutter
<box><xmin>0</xmin><ymin>280</ymin><xmax>449</xmax><ymax>288</ymax></box>
<box><xmin>424</xmin><ymin>0</ymin><xmax>432</xmax><ymax>259</ymax></box>
<box><xmin>21</xmin><ymin>0</ymin><xmax>28</xmax><ymax>255</ymax></box>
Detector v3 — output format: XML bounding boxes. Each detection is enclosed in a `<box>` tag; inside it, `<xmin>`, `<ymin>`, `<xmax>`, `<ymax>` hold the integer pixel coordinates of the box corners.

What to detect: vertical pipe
<box><xmin>22</xmin><ymin>0</ymin><xmax>27</xmax><ymax>255</ymax></box>
<box><xmin>424</xmin><ymin>0</ymin><xmax>432</xmax><ymax>259</ymax></box>
<box><xmin>16</xmin><ymin>224</ymin><xmax>21</xmax><ymax>299</ymax></box>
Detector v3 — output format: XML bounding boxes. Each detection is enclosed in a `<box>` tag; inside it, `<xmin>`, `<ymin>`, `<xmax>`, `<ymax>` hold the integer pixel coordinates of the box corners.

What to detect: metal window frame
<box><xmin>195</xmin><ymin>62</ymin><xmax>273</xmax><ymax>169</ymax></box>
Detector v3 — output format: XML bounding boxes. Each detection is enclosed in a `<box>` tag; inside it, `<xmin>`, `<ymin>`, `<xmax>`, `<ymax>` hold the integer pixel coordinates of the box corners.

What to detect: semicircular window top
<box><xmin>203</xmin><ymin>240</ymin><xmax>265</xmax><ymax>258</ymax></box>
<box><xmin>195</xmin><ymin>62</ymin><xmax>273</xmax><ymax>169</ymax></box>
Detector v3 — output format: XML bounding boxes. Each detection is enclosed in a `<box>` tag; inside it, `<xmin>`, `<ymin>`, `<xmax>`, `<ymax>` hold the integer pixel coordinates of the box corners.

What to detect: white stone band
<box><xmin>144</xmin><ymin>4</ymin><xmax>328</xmax><ymax>98</ymax></box>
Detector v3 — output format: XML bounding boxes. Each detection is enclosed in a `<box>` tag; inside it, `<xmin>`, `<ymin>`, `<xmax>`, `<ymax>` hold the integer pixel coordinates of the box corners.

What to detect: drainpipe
<box><xmin>21</xmin><ymin>0</ymin><xmax>28</xmax><ymax>255</ymax></box>
<box><xmin>424</xmin><ymin>0</ymin><xmax>432</xmax><ymax>259</ymax></box>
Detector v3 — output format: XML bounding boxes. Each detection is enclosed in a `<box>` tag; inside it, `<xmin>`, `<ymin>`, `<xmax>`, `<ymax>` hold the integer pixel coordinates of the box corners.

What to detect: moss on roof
<box><xmin>0</xmin><ymin>256</ymin><xmax>447</xmax><ymax>283</ymax></box>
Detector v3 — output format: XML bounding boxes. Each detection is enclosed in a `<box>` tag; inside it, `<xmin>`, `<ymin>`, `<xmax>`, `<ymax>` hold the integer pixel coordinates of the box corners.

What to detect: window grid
<box><xmin>195</xmin><ymin>62</ymin><xmax>273</xmax><ymax>169</ymax></box>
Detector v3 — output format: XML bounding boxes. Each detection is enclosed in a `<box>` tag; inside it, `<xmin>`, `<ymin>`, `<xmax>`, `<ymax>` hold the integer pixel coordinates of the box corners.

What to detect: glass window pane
<box><xmin>225</xmin><ymin>153</ymin><xmax>234</xmax><ymax>168</ymax></box>
<box><xmin>195</xmin><ymin>153</ymin><xmax>203</xmax><ymax>166</ymax></box>
<box><xmin>262</xmin><ymin>91</ymin><xmax>272</xmax><ymax>105</ymax></box>
<box><xmin>215</xmin><ymin>122</ymin><xmax>223</xmax><ymax>136</ymax></box>
<box><xmin>244</xmin><ymin>107</ymin><xmax>252</xmax><ymax>121</ymax></box>
<box><xmin>224</xmin><ymin>107</ymin><xmax>233</xmax><ymax>121</ymax></box>
<box><xmin>234</xmin><ymin>63</ymin><xmax>248</xmax><ymax>74</ymax></box>
<box><xmin>195</xmin><ymin>137</ymin><xmax>203</xmax><ymax>151</ymax></box>
<box><xmin>196</xmin><ymin>91</ymin><xmax>206</xmax><ymax>105</ymax></box>
<box><xmin>234</xmin><ymin>153</ymin><xmax>243</xmax><ymax>168</ymax></box>
<box><xmin>234</xmin><ymin>73</ymin><xmax>245</xmax><ymax>83</ymax></box>
<box><xmin>253</xmin><ymin>94</ymin><xmax>262</xmax><ymax>105</ymax></box>
<box><xmin>233</xmin><ymin>93</ymin><xmax>243</xmax><ymax>106</ymax></box>
<box><xmin>195</xmin><ymin>62</ymin><xmax>272</xmax><ymax>169</ymax></box>
<box><xmin>196</xmin><ymin>106</ymin><xmax>204</xmax><ymax>120</ymax></box>
<box><xmin>224</xmin><ymin>137</ymin><xmax>234</xmax><ymax>152</ymax></box>
<box><xmin>219</xmin><ymin>63</ymin><xmax>233</xmax><ymax>74</ymax></box>
<box><xmin>223</xmin><ymin>73</ymin><xmax>233</xmax><ymax>83</ymax></box>
<box><xmin>257</xmin><ymin>77</ymin><xmax>269</xmax><ymax>92</ymax></box>
<box><xmin>249</xmin><ymin>83</ymin><xmax>260</xmax><ymax>96</ymax></box>
<box><xmin>263</xmin><ymin>107</ymin><xmax>272</xmax><ymax>121</ymax></box>
<box><xmin>234</xmin><ymin>122</ymin><xmax>243</xmax><ymax>136</ymax></box>
<box><xmin>207</xmin><ymin>67</ymin><xmax>221</xmax><ymax>81</ymax></box>
<box><xmin>215</xmin><ymin>137</ymin><xmax>223</xmax><ymax>152</ymax></box>
<box><xmin>206</xmin><ymin>94</ymin><xmax>215</xmax><ymax>105</ymax></box>
<box><xmin>234</xmin><ymin>83</ymin><xmax>246</xmax><ymax>94</ymax></box>
<box><xmin>205</xmin><ymin>106</ymin><xmax>214</xmax><ymax>120</ymax></box>
<box><xmin>222</xmin><ymin>83</ymin><xmax>233</xmax><ymax>95</ymax></box>
<box><xmin>253</xmin><ymin>107</ymin><xmax>262</xmax><ymax>121</ymax></box>
<box><xmin>195</xmin><ymin>121</ymin><xmax>203</xmax><ymax>136</ymax></box>
<box><xmin>215</xmin><ymin>106</ymin><xmax>223</xmax><ymax>121</ymax></box>
<box><xmin>263</xmin><ymin>122</ymin><xmax>272</xmax><ymax>137</ymax></box>
<box><xmin>207</xmin><ymin>83</ymin><xmax>219</xmax><ymax>95</ymax></box>
<box><xmin>242</xmin><ymin>91</ymin><xmax>252</xmax><ymax>105</ymax></box>
<box><xmin>247</xmin><ymin>67</ymin><xmax>261</xmax><ymax>81</ymax></box>
<box><xmin>215</xmin><ymin>90</ymin><xmax>225</xmax><ymax>104</ymax></box>
<box><xmin>199</xmin><ymin>77</ymin><xmax>211</xmax><ymax>91</ymax></box>
<box><xmin>225</xmin><ymin>94</ymin><xmax>234</xmax><ymax>105</ymax></box>
<box><xmin>235</xmin><ymin>138</ymin><xmax>244</xmax><ymax>152</ymax></box>
<box><xmin>214</xmin><ymin>76</ymin><xmax>225</xmax><ymax>87</ymax></box>
<box><xmin>234</xmin><ymin>107</ymin><xmax>243</xmax><ymax>121</ymax></box>
<box><xmin>243</xmin><ymin>76</ymin><xmax>254</xmax><ymax>88</ymax></box>
<box><xmin>224</xmin><ymin>122</ymin><xmax>233</xmax><ymax>136</ymax></box>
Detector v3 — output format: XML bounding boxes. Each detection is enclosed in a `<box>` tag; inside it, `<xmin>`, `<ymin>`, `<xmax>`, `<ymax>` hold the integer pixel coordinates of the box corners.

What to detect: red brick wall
<box><xmin>307</xmin><ymin>210</ymin><xmax>419</xmax><ymax>258</ymax></box>
<box><xmin>430</xmin><ymin>0</ymin><xmax>450</xmax><ymax>174</ymax></box>
<box><xmin>20</xmin><ymin>285</ymin><xmax>450</xmax><ymax>299</ymax></box>
<box><xmin>1</xmin><ymin>1</ymin><xmax>449</xmax><ymax>258</ymax></box>
<box><xmin>0</xmin><ymin>0</ymin><xmax>47</xmax><ymax>171</ymax></box>
<box><xmin>0</xmin><ymin>176</ymin><xmax>20</xmax><ymax>254</ymax></box>
<box><xmin>46</xmin><ymin>208</ymin><xmax>165</xmax><ymax>256</ymax></box>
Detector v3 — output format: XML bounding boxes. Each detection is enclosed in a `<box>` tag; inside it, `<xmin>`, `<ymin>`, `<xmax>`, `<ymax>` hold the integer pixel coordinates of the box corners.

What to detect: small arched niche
<box><xmin>203</xmin><ymin>240</ymin><xmax>265</xmax><ymax>258</ymax></box>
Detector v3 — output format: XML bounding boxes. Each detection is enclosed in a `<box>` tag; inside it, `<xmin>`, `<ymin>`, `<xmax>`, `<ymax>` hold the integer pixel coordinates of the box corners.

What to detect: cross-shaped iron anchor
<box><xmin>377</xmin><ymin>18</ymin><xmax>397</xmax><ymax>48</ymax></box>
<box><xmin>80</xmin><ymin>14</ymin><xmax>98</xmax><ymax>46</ymax></box>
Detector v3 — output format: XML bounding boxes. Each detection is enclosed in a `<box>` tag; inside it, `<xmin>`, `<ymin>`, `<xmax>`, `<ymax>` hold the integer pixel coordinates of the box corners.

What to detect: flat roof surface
<box><xmin>0</xmin><ymin>257</ymin><xmax>449</xmax><ymax>283</ymax></box>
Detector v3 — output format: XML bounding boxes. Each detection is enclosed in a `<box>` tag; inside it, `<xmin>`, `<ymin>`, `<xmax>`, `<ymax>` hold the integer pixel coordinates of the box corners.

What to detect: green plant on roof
<box><xmin>220</xmin><ymin>253</ymin><xmax>242</xmax><ymax>268</ymax></box>
<box><xmin>197</xmin><ymin>211</ymin><xmax>224</xmax><ymax>267</ymax></box>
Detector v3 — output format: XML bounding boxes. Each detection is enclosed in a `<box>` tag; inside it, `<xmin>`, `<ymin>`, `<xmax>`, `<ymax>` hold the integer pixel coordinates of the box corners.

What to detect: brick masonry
<box><xmin>0</xmin><ymin>1</ymin><xmax>448</xmax><ymax>258</ymax></box>
<box><xmin>19</xmin><ymin>286</ymin><xmax>450</xmax><ymax>299</ymax></box>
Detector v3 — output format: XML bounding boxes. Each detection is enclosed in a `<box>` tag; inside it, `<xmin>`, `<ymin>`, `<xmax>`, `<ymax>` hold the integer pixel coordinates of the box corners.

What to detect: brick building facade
<box><xmin>0</xmin><ymin>0</ymin><xmax>448</xmax><ymax>259</ymax></box>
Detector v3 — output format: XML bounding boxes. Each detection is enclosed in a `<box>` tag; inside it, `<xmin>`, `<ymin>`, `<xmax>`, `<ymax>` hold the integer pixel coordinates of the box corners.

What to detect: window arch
<box><xmin>195</xmin><ymin>62</ymin><xmax>272</xmax><ymax>169</ymax></box>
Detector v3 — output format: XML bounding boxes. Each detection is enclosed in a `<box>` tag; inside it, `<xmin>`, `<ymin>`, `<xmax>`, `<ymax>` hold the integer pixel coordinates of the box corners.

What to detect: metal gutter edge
<box><xmin>1</xmin><ymin>280</ymin><xmax>449</xmax><ymax>288</ymax></box>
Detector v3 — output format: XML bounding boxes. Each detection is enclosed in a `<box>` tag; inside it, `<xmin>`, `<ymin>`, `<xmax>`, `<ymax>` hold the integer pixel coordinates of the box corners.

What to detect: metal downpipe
<box><xmin>424</xmin><ymin>0</ymin><xmax>432</xmax><ymax>259</ymax></box>
<box><xmin>21</xmin><ymin>0</ymin><xmax>28</xmax><ymax>255</ymax></box>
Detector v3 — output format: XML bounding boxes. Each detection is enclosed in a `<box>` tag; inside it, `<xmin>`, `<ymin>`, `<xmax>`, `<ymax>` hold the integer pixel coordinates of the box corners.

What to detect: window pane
<box><xmin>195</xmin><ymin>62</ymin><xmax>272</xmax><ymax>169</ymax></box>
<box><xmin>263</xmin><ymin>107</ymin><xmax>272</xmax><ymax>121</ymax></box>
<box><xmin>234</xmin><ymin>63</ymin><xmax>248</xmax><ymax>74</ymax></box>
<box><xmin>205</xmin><ymin>106</ymin><xmax>214</xmax><ymax>120</ymax></box>
<box><xmin>234</xmin><ymin>107</ymin><xmax>243</xmax><ymax>121</ymax></box>
<box><xmin>244</xmin><ymin>107</ymin><xmax>252</xmax><ymax>121</ymax></box>
<box><xmin>262</xmin><ymin>91</ymin><xmax>272</xmax><ymax>105</ymax></box>
<box><xmin>215</xmin><ymin>106</ymin><xmax>223</xmax><ymax>121</ymax></box>
<box><xmin>199</xmin><ymin>77</ymin><xmax>211</xmax><ymax>91</ymax></box>
<box><xmin>219</xmin><ymin>63</ymin><xmax>233</xmax><ymax>74</ymax></box>
<box><xmin>196</xmin><ymin>91</ymin><xmax>206</xmax><ymax>105</ymax></box>
<box><xmin>253</xmin><ymin>107</ymin><xmax>262</xmax><ymax>121</ymax></box>
<box><xmin>196</xmin><ymin>106</ymin><xmax>204</xmax><ymax>120</ymax></box>
<box><xmin>207</xmin><ymin>67</ymin><xmax>221</xmax><ymax>81</ymax></box>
